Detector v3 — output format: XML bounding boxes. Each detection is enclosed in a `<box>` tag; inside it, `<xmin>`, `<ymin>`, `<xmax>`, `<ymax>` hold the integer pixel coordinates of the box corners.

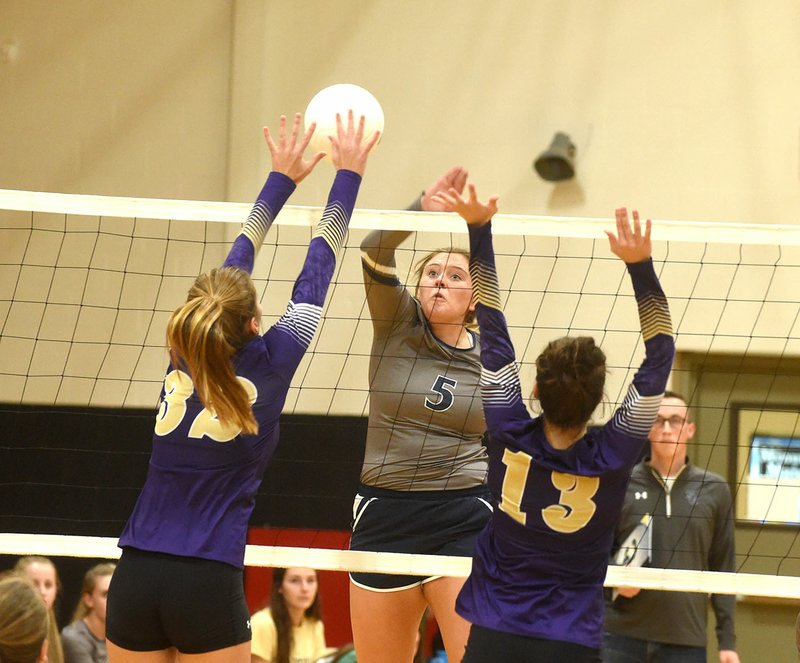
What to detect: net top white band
<box><xmin>0</xmin><ymin>533</ymin><xmax>797</xmax><ymax>600</ymax></box>
<box><xmin>2</xmin><ymin>188</ymin><xmax>800</xmax><ymax>245</ymax></box>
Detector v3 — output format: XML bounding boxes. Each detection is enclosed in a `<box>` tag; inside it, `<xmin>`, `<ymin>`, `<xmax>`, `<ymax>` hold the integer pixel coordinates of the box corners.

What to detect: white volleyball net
<box><xmin>2</xmin><ymin>187</ymin><xmax>800</xmax><ymax>601</ymax></box>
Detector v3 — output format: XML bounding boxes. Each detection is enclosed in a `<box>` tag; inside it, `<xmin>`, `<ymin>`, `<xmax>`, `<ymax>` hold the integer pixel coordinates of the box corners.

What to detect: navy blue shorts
<box><xmin>106</xmin><ymin>547</ymin><xmax>251</xmax><ymax>653</ymax></box>
<box><xmin>349</xmin><ymin>484</ymin><xmax>492</xmax><ymax>590</ymax></box>
<box><xmin>464</xmin><ymin>625</ymin><xmax>601</xmax><ymax>663</ymax></box>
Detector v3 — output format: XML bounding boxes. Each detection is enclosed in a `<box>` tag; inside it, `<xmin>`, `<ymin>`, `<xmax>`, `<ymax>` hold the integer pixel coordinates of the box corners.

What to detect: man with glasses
<box><xmin>602</xmin><ymin>391</ymin><xmax>740</xmax><ymax>663</ymax></box>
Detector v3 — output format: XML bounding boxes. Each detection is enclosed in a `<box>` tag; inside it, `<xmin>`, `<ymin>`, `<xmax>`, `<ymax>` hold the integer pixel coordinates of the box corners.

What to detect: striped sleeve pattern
<box><xmin>611</xmin><ymin>384</ymin><xmax>664</xmax><ymax>437</ymax></box>
<box><xmin>468</xmin><ymin>222</ymin><xmax>517</xmax><ymax>372</ymax></box>
<box><xmin>470</xmin><ymin>259</ymin><xmax>503</xmax><ymax>311</ymax></box>
<box><xmin>610</xmin><ymin>259</ymin><xmax>676</xmax><ymax>435</ymax></box>
<box><xmin>467</xmin><ymin>221</ymin><xmax>532</xmax><ymax>435</ymax></box>
<box><xmin>274</xmin><ymin>301</ymin><xmax>323</xmax><ymax>348</ymax></box>
<box><xmin>627</xmin><ymin>259</ymin><xmax>674</xmax><ymax>343</ymax></box>
<box><xmin>223</xmin><ymin>171</ymin><xmax>296</xmax><ymax>273</ymax></box>
<box><xmin>240</xmin><ymin>200</ymin><xmax>274</xmax><ymax>250</ymax></box>
<box><xmin>287</xmin><ymin>169</ymin><xmax>361</xmax><ymax>309</ymax></box>
<box><xmin>480</xmin><ymin>361</ymin><xmax>523</xmax><ymax>408</ymax></box>
<box><xmin>312</xmin><ymin>201</ymin><xmax>349</xmax><ymax>254</ymax></box>
<box><xmin>637</xmin><ymin>292</ymin><xmax>673</xmax><ymax>342</ymax></box>
<box><xmin>468</xmin><ymin>223</ymin><xmax>523</xmax><ymax>407</ymax></box>
<box><xmin>266</xmin><ymin>169</ymin><xmax>362</xmax><ymax>379</ymax></box>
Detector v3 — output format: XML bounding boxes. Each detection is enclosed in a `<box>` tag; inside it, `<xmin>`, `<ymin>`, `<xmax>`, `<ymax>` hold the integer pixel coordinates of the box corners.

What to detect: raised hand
<box><xmin>421</xmin><ymin>166</ymin><xmax>469</xmax><ymax>212</ymax></box>
<box><xmin>606</xmin><ymin>207</ymin><xmax>652</xmax><ymax>263</ymax></box>
<box><xmin>264</xmin><ymin>113</ymin><xmax>325</xmax><ymax>184</ymax></box>
<box><xmin>430</xmin><ymin>183</ymin><xmax>499</xmax><ymax>227</ymax></box>
<box><xmin>328</xmin><ymin>109</ymin><xmax>381</xmax><ymax>177</ymax></box>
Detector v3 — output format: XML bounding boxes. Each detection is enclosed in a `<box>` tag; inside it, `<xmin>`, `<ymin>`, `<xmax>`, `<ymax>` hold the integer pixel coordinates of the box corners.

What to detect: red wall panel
<box><xmin>246</xmin><ymin>528</ymin><xmax>353</xmax><ymax>647</ymax></box>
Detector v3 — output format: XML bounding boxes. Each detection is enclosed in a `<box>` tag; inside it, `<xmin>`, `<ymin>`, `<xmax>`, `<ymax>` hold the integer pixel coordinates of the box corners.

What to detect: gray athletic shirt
<box><xmin>359</xmin><ymin>228</ymin><xmax>488</xmax><ymax>491</ymax></box>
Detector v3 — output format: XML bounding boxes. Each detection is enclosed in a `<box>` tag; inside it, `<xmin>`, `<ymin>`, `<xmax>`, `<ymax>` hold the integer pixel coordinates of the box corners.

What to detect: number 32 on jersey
<box><xmin>499</xmin><ymin>448</ymin><xmax>599</xmax><ymax>533</ymax></box>
<box><xmin>154</xmin><ymin>369</ymin><xmax>257</xmax><ymax>442</ymax></box>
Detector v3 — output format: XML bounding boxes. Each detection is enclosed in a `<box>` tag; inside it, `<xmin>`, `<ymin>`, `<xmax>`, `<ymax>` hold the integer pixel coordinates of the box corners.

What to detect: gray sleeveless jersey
<box><xmin>360</xmin><ymin>229</ymin><xmax>488</xmax><ymax>491</ymax></box>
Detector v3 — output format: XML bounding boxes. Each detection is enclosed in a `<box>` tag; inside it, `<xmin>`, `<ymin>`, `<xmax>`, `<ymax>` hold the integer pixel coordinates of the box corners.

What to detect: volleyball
<box><xmin>304</xmin><ymin>84</ymin><xmax>384</xmax><ymax>157</ymax></box>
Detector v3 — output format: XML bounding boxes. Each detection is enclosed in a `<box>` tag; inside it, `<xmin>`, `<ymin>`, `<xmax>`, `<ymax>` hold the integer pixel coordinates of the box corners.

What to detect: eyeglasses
<box><xmin>652</xmin><ymin>415</ymin><xmax>687</xmax><ymax>428</ymax></box>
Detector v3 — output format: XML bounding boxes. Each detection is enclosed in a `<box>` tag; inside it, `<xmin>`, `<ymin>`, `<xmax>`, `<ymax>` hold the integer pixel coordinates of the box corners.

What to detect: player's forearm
<box><xmin>291</xmin><ymin>169</ymin><xmax>361</xmax><ymax>307</ymax></box>
<box><xmin>626</xmin><ymin>259</ymin><xmax>675</xmax><ymax>397</ymax></box>
<box><xmin>360</xmin><ymin>226</ymin><xmax>414</xmax><ymax>332</ymax></box>
<box><xmin>360</xmin><ymin>228</ymin><xmax>412</xmax><ymax>279</ymax></box>
<box><xmin>224</xmin><ymin>171</ymin><xmax>296</xmax><ymax>273</ymax></box>
<box><xmin>469</xmin><ymin>222</ymin><xmax>516</xmax><ymax>371</ymax></box>
<box><xmin>467</xmin><ymin>222</ymin><xmax>527</xmax><ymax>428</ymax></box>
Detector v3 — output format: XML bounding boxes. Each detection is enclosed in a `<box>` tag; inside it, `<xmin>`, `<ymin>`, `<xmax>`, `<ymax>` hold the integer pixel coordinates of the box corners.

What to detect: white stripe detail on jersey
<box><xmin>352</xmin><ymin>495</ymin><xmax>377</xmax><ymax>530</ymax></box>
<box><xmin>349</xmin><ymin>576</ymin><xmax>431</xmax><ymax>592</ymax></box>
<box><xmin>637</xmin><ymin>293</ymin><xmax>674</xmax><ymax>342</ymax></box>
<box><xmin>274</xmin><ymin>301</ymin><xmax>323</xmax><ymax>348</ymax></box>
<box><xmin>479</xmin><ymin>361</ymin><xmax>522</xmax><ymax>407</ymax></box>
<box><xmin>470</xmin><ymin>260</ymin><xmax>502</xmax><ymax>310</ymax></box>
<box><xmin>241</xmin><ymin>201</ymin><xmax>274</xmax><ymax>249</ymax></box>
<box><xmin>613</xmin><ymin>384</ymin><xmax>663</xmax><ymax>438</ymax></box>
<box><xmin>361</xmin><ymin>250</ymin><xmax>398</xmax><ymax>281</ymax></box>
<box><xmin>313</xmin><ymin>201</ymin><xmax>349</xmax><ymax>253</ymax></box>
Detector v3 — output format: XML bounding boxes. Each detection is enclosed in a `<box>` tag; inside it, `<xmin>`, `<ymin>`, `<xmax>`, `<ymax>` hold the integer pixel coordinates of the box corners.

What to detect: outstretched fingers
<box><xmin>289</xmin><ymin>111</ymin><xmax>301</xmax><ymax>146</ymax></box>
<box><xmin>328</xmin><ymin>109</ymin><xmax>378</xmax><ymax>176</ymax></box>
<box><xmin>421</xmin><ymin>166</ymin><xmax>469</xmax><ymax>212</ymax></box>
<box><xmin>429</xmin><ymin>186</ymin><xmax>464</xmax><ymax>211</ymax></box>
<box><xmin>431</xmin><ymin>184</ymin><xmax>498</xmax><ymax>226</ymax></box>
<box><xmin>452</xmin><ymin>167</ymin><xmax>468</xmax><ymax>195</ymax></box>
<box><xmin>607</xmin><ymin>207</ymin><xmax>653</xmax><ymax>263</ymax></box>
<box><xmin>264</xmin><ymin>112</ymin><xmax>325</xmax><ymax>184</ymax></box>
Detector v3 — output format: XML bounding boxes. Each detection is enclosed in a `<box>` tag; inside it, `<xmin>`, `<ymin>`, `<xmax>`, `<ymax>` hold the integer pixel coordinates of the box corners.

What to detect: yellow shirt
<box><xmin>250</xmin><ymin>608</ymin><xmax>327</xmax><ymax>663</ymax></box>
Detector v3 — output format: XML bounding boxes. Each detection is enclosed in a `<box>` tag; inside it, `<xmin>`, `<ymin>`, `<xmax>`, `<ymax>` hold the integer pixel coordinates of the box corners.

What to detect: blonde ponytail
<box><xmin>167</xmin><ymin>267</ymin><xmax>259</xmax><ymax>435</ymax></box>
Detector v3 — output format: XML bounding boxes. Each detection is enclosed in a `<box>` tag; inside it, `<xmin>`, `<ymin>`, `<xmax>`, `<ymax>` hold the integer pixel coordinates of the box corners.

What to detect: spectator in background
<box><xmin>251</xmin><ymin>567</ymin><xmax>330</xmax><ymax>663</ymax></box>
<box><xmin>15</xmin><ymin>555</ymin><xmax>64</xmax><ymax>663</ymax></box>
<box><xmin>603</xmin><ymin>391</ymin><xmax>739</xmax><ymax>663</ymax></box>
<box><xmin>0</xmin><ymin>574</ymin><xmax>50</xmax><ymax>663</ymax></box>
<box><xmin>62</xmin><ymin>563</ymin><xmax>116</xmax><ymax>663</ymax></box>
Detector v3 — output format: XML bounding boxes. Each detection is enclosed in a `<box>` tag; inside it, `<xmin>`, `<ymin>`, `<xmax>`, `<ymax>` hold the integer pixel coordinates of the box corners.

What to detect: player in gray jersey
<box><xmin>349</xmin><ymin>167</ymin><xmax>491</xmax><ymax>663</ymax></box>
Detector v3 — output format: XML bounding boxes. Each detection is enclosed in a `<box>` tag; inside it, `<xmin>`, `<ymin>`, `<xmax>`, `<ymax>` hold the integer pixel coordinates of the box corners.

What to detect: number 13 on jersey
<box><xmin>499</xmin><ymin>448</ymin><xmax>599</xmax><ymax>534</ymax></box>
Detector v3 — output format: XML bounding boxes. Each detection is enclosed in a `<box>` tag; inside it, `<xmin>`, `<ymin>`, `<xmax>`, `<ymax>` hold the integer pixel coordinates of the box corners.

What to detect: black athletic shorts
<box><xmin>349</xmin><ymin>484</ymin><xmax>493</xmax><ymax>590</ymax></box>
<box><xmin>463</xmin><ymin>625</ymin><xmax>601</xmax><ymax>663</ymax></box>
<box><xmin>106</xmin><ymin>547</ymin><xmax>251</xmax><ymax>653</ymax></box>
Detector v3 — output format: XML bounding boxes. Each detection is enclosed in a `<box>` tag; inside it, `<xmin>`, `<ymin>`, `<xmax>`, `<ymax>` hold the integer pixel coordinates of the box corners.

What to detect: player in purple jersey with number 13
<box><xmin>105</xmin><ymin>111</ymin><xmax>378</xmax><ymax>663</ymax></box>
<box><xmin>433</xmin><ymin>186</ymin><xmax>675</xmax><ymax>663</ymax></box>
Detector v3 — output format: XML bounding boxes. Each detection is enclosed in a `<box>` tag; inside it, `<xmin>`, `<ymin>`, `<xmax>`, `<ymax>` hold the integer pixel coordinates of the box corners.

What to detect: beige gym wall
<box><xmin>0</xmin><ymin>1</ymin><xmax>233</xmax><ymax>200</ymax></box>
<box><xmin>3</xmin><ymin>4</ymin><xmax>800</xmax><ymax>660</ymax></box>
<box><xmin>228</xmin><ymin>1</ymin><xmax>800</xmax><ymax>224</ymax></box>
<box><xmin>2</xmin><ymin>2</ymin><xmax>800</xmax><ymax>225</ymax></box>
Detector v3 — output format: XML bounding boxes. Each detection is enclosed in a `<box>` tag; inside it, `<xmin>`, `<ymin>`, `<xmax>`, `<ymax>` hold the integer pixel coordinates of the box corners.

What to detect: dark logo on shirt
<box><xmin>425</xmin><ymin>375</ymin><xmax>457</xmax><ymax>412</ymax></box>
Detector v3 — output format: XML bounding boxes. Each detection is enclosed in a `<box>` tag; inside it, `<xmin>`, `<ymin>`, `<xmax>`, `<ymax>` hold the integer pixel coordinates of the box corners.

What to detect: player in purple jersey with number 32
<box><xmin>433</xmin><ymin>186</ymin><xmax>675</xmax><ymax>663</ymax></box>
<box><xmin>105</xmin><ymin>112</ymin><xmax>378</xmax><ymax>663</ymax></box>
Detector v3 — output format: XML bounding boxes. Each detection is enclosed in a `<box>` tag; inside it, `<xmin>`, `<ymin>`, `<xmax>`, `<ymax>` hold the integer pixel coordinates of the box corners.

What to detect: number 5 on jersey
<box><xmin>425</xmin><ymin>375</ymin><xmax>457</xmax><ymax>412</ymax></box>
<box><xmin>499</xmin><ymin>448</ymin><xmax>599</xmax><ymax>533</ymax></box>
